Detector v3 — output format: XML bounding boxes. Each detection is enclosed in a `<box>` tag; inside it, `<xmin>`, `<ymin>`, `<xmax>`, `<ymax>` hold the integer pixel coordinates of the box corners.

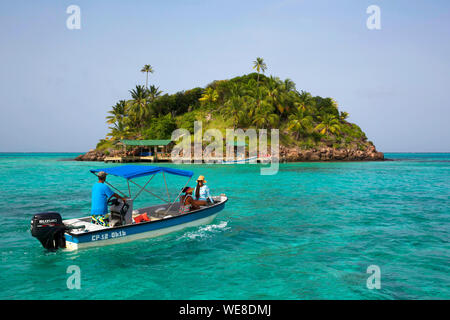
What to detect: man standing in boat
<box><xmin>91</xmin><ymin>171</ymin><xmax>127</xmax><ymax>226</ymax></box>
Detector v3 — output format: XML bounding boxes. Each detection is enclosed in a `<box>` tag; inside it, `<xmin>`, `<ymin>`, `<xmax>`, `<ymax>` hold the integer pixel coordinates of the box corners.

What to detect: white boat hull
<box><xmin>65</xmin><ymin>213</ymin><xmax>218</xmax><ymax>250</ymax></box>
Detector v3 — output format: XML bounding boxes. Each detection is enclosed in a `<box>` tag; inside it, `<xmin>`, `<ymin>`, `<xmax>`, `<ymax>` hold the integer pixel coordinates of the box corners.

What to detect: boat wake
<box><xmin>178</xmin><ymin>221</ymin><xmax>230</xmax><ymax>240</ymax></box>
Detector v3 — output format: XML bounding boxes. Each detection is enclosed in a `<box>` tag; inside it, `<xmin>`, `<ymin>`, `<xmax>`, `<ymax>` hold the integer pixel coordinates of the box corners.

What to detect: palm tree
<box><xmin>252</xmin><ymin>57</ymin><xmax>267</xmax><ymax>86</ymax></box>
<box><xmin>222</xmin><ymin>96</ymin><xmax>244</xmax><ymax>128</ymax></box>
<box><xmin>253</xmin><ymin>111</ymin><xmax>279</xmax><ymax>129</ymax></box>
<box><xmin>236</xmin><ymin>106</ymin><xmax>253</xmax><ymax>128</ymax></box>
<box><xmin>226</xmin><ymin>82</ymin><xmax>245</xmax><ymax>100</ymax></box>
<box><xmin>106</xmin><ymin>100</ymin><xmax>129</xmax><ymax>140</ymax></box>
<box><xmin>140</xmin><ymin>64</ymin><xmax>154</xmax><ymax>89</ymax></box>
<box><xmin>199</xmin><ymin>87</ymin><xmax>219</xmax><ymax>106</ymax></box>
<box><xmin>107</xmin><ymin>121</ymin><xmax>130</xmax><ymax>141</ymax></box>
<box><xmin>296</xmin><ymin>90</ymin><xmax>315</xmax><ymax>115</ymax></box>
<box><xmin>266</xmin><ymin>76</ymin><xmax>283</xmax><ymax>114</ymax></box>
<box><xmin>339</xmin><ymin>111</ymin><xmax>349</xmax><ymax>121</ymax></box>
<box><xmin>148</xmin><ymin>85</ymin><xmax>162</xmax><ymax>102</ymax></box>
<box><xmin>298</xmin><ymin>90</ymin><xmax>314</xmax><ymax>106</ymax></box>
<box><xmin>314</xmin><ymin>114</ymin><xmax>341</xmax><ymax>136</ymax></box>
<box><xmin>266</xmin><ymin>76</ymin><xmax>293</xmax><ymax>116</ymax></box>
<box><xmin>127</xmin><ymin>85</ymin><xmax>150</xmax><ymax>129</ymax></box>
<box><xmin>288</xmin><ymin>107</ymin><xmax>314</xmax><ymax>139</ymax></box>
<box><xmin>283</xmin><ymin>78</ymin><xmax>296</xmax><ymax>92</ymax></box>
<box><xmin>106</xmin><ymin>100</ymin><xmax>127</xmax><ymax>125</ymax></box>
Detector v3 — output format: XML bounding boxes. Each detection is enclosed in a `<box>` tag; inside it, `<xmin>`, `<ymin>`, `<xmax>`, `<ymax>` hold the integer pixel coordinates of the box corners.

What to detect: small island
<box><xmin>76</xmin><ymin>59</ymin><xmax>383</xmax><ymax>163</ymax></box>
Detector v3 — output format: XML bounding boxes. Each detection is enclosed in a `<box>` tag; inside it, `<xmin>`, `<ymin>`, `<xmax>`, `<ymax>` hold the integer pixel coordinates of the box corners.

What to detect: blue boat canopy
<box><xmin>90</xmin><ymin>165</ymin><xmax>193</xmax><ymax>180</ymax></box>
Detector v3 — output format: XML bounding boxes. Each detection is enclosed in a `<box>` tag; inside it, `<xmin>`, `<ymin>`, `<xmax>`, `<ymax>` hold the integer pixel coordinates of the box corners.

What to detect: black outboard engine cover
<box><xmin>30</xmin><ymin>212</ymin><xmax>67</xmax><ymax>250</ymax></box>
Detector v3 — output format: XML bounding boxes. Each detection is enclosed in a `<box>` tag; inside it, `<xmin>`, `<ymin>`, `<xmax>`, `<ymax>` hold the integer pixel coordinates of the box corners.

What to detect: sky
<box><xmin>0</xmin><ymin>0</ymin><xmax>449</xmax><ymax>152</ymax></box>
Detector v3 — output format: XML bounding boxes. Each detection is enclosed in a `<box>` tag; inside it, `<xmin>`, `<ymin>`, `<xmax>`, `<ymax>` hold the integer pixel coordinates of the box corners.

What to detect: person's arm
<box><xmin>105</xmin><ymin>185</ymin><xmax>127</xmax><ymax>203</ymax></box>
<box><xmin>187</xmin><ymin>196</ymin><xmax>199</xmax><ymax>210</ymax></box>
<box><xmin>193</xmin><ymin>187</ymin><xmax>198</xmax><ymax>200</ymax></box>
<box><xmin>113</xmin><ymin>193</ymin><xmax>127</xmax><ymax>203</ymax></box>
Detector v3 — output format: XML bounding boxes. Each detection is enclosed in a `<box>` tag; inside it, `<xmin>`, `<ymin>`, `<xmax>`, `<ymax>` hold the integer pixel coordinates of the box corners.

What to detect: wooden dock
<box><xmin>104</xmin><ymin>155</ymin><xmax>275</xmax><ymax>164</ymax></box>
<box><xmin>104</xmin><ymin>156</ymin><xmax>143</xmax><ymax>163</ymax></box>
<box><xmin>104</xmin><ymin>154</ymin><xmax>171</xmax><ymax>163</ymax></box>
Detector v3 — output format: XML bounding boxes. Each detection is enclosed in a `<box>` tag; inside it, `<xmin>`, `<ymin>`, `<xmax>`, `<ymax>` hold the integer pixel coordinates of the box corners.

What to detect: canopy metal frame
<box><xmin>91</xmin><ymin>171</ymin><xmax>191</xmax><ymax>212</ymax></box>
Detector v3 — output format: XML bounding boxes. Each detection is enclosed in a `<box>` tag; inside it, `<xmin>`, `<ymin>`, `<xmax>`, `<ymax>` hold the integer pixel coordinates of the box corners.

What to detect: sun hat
<box><xmin>197</xmin><ymin>175</ymin><xmax>207</xmax><ymax>183</ymax></box>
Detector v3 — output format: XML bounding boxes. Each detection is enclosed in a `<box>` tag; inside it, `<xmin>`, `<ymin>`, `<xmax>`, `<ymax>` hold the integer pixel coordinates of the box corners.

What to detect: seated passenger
<box><xmin>194</xmin><ymin>175</ymin><xmax>214</xmax><ymax>206</ymax></box>
<box><xmin>179</xmin><ymin>187</ymin><xmax>199</xmax><ymax>214</ymax></box>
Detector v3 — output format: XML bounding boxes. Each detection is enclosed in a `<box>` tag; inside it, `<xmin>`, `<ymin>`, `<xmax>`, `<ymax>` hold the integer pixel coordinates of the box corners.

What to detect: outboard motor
<box><xmin>30</xmin><ymin>212</ymin><xmax>67</xmax><ymax>250</ymax></box>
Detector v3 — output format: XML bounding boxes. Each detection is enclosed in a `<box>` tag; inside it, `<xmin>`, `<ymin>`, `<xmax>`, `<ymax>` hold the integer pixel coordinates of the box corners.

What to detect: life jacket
<box><xmin>134</xmin><ymin>212</ymin><xmax>151</xmax><ymax>223</ymax></box>
<box><xmin>179</xmin><ymin>194</ymin><xmax>193</xmax><ymax>214</ymax></box>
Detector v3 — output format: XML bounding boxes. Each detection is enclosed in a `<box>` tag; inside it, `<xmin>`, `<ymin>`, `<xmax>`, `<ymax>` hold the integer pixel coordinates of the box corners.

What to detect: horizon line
<box><xmin>1</xmin><ymin>151</ymin><xmax>450</xmax><ymax>154</ymax></box>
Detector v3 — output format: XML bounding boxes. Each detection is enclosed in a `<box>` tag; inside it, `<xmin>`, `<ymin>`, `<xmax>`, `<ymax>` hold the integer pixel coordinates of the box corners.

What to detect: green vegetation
<box><xmin>102</xmin><ymin>59</ymin><xmax>373</xmax><ymax>151</ymax></box>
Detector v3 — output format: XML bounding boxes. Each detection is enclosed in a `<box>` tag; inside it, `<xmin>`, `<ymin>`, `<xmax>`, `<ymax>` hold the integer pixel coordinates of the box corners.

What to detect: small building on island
<box><xmin>104</xmin><ymin>139</ymin><xmax>174</xmax><ymax>163</ymax></box>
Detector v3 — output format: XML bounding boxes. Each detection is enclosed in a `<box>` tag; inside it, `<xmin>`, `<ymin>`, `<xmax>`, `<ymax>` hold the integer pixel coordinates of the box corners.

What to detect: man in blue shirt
<box><xmin>91</xmin><ymin>171</ymin><xmax>127</xmax><ymax>226</ymax></box>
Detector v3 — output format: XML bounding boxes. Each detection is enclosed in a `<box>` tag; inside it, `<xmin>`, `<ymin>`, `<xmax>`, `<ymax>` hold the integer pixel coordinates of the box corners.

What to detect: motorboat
<box><xmin>221</xmin><ymin>156</ymin><xmax>258</xmax><ymax>164</ymax></box>
<box><xmin>30</xmin><ymin>165</ymin><xmax>227</xmax><ymax>250</ymax></box>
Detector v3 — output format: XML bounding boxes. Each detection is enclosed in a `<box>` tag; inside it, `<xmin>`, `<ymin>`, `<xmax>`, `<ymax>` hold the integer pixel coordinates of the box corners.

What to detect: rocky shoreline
<box><xmin>279</xmin><ymin>144</ymin><xmax>384</xmax><ymax>162</ymax></box>
<box><xmin>75</xmin><ymin>145</ymin><xmax>384</xmax><ymax>162</ymax></box>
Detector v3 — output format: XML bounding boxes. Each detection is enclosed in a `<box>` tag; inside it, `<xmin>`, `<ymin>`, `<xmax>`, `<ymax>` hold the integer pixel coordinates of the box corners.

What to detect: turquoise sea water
<box><xmin>0</xmin><ymin>153</ymin><xmax>449</xmax><ymax>300</ymax></box>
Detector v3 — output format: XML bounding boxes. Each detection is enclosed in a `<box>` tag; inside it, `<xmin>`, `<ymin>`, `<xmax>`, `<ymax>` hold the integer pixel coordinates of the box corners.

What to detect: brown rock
<box><xmin>334</xmin><ymin>149</ymin><xmax>347</xmax><ymax>160</ymax></box>
<box><xmin>310</xmin><ymin>152</ymin><xmax>320</xmax><ymax>161</ymax></box>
